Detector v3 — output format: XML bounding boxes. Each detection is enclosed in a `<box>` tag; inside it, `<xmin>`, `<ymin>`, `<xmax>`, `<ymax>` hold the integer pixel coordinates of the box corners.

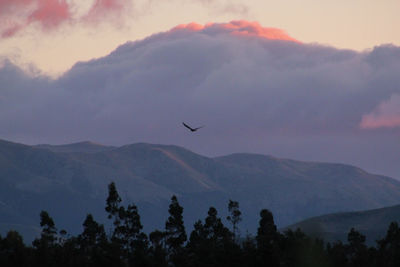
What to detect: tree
<box><xmin>204</xmin><ymin>207</ymin><xmax>232</xmax><ymax>244</ymax></box>
<box><xmin>39</xmin><ymin>210</ymin><xmax>58</xmax><ymax>245</ymax></box>
<box><xmin>123</xmin><ymin>203</ymin><xmax>149</xmax><ymax>266</ymax></box>
<box><xmin>165</xmin><ymin>195</ymin><xmax>187</xmax><ymax>266</ymax></box>
<box><xmin>241</xmin><ymin>232</ymin><xmax>258</xmax><ymax>267</ymax></box>
<box><xmin>226</xmin><ymin>200</ymin><xmax>242</xmax><ymax>242</ymax></box>
<box><xmin>346</xmin><ymin>228</ymin><xmax>369</xmax><ymax>267</ymax></box>
<box><xmin>256</xmin><ymin>209</ymin><xmax>281</xmax><ymax>267</ymax></box>
<box><xmin>187</xmin><ymin>207</ymin><xmax>236</xmax><ymax>267</ymax></box>
<box><xmin>376</xmin><ymin>222</ymin><xmax>400</xmax><ymax>267</ymax></box>
<box><xmin>0</xmin><ymin>231</ymin><xmax>30</xmax><ymax>267</ymax></box>
<box><xmin>327</xmin><ymin>241</ymin><xmax>348</xmax><ymax>267</ymax></box>
<box><xmin>105</xmin><ymin>182</ymin><xmax>122</xmax><ymax>231</ymax></box>
<box><xmin>105</xmin><ymin>182</ymin><xmax>149</xmax><ymax>266</ymax></box>
<box><xmin>77</xmin><ymin>214</ymin><xmax>108</xmax><ymax>266</ymax></box>
<box><xmin>149</xmin><ymin>230</ymin><xmax>167</xmax><ymax>267</ymax></box>
<box><xmin>32</xmin><ymin>210</ymin><xmax>59</xmax><ymax>267</ymax></box>
<box><xmin>282</xmin><ymin>229</ymin><xmax>330</xmax><ymax>267</ymax></box>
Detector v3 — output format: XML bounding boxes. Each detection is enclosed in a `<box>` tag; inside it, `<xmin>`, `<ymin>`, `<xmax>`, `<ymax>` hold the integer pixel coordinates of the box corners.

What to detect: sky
<box><xmin>0</xmin><ymin>0</ymin><xmax>400</xmax><ymax>178</ymax></box>
<box><xmin>1</xmin><ymin>0</ymin><xmax>400</xmax><ymax>75</ymax></box>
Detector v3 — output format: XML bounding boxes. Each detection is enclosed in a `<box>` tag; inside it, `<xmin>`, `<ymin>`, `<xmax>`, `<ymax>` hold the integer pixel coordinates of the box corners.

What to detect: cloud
<box><xmin>171</xmin><ymin>21</ymin><xmax>299</xmax><ymax>42</ymax></box>
<box><xmin>83</xmin><ymin>0</ymin><xmax>131</xmax><ymax>24</ymax></box>
<box><xmin>0</xmin><ymin>0</ymin><xmax>131</xmax><ymax>38</ymax></box>
<box><xmin>0</xmin><ymin>0</ymin><xmax>71</xmax><ymax>37</ymax></box>
<box><xmin>194</xmin><ymin>0</ymin><xmax>249</xmax><ymax>15</ymax></box>
<box><xmin>27</xmin><ymin>0</ymin><xmax>70</xmax><ymax>29</ymax></box>
<box><xmin>0</xmin><ymin>0</ymin><xmax>251</xmax><ymax>38</ymax></box>
<box><xmin>1</xmin><ymin>21</ymin><xmax>400</xmax><ymax>177</ymax></box>
<box><xmin>360</xmin><ymin>94</ymin><xmax>400</xmax><ymax>129</ymax></box>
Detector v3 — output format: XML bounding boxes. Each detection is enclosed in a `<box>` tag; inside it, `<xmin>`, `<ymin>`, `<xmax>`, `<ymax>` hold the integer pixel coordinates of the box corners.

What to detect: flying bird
<box><xmin>182</xmin><ymin>122</ymin><xmax>204</xmax><ymax>132</ymax></box>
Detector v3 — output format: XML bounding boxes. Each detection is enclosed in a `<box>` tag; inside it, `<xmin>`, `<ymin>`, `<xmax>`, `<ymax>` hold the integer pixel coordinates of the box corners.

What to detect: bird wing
<box><xmin>193</xmin><ymin>126</ymin><xmax>205</xmax><ymax>131</ymax></box>
<box><xmin>182</xmin><ymin>122</ymin><xmax>194</xmax><ymax>131</ymax></box>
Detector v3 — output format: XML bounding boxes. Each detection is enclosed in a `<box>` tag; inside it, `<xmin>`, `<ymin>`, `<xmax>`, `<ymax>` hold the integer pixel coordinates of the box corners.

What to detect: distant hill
<box><xmin>284</xmin><ymin>204</ymin><xmax>400</xmax><ymax>246</ymax></box>
<box><xmin>1</xmin><ymin>138</ymin><xmax>400</xmax><ymax>244</ymax></box>
<box><xmin>35</xmin><ymin>141</ymin><xmax>115</xmax><ymax>153</ymax></box>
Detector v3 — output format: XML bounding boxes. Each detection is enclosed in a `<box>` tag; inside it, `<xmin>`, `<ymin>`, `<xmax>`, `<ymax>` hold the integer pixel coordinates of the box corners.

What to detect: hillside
<box><xmin>1</xmin><ymin>138</ymin><xmax>400</xmax><ymax>243</ymax></box>
<box><xmin>35</xmin><ymin>141</ymin><xmax>115</xmax><ymax>153</ymax></box>
<box><xmin>284</xmin><ymin>204</ymin><xmax>400</xmax><ymax>246</ymax></box>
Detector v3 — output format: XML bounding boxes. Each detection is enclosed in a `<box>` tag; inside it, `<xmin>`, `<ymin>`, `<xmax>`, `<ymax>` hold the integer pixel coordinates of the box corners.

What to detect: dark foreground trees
<box><xmin>1</xmin><ymin>182</ymin><xmax>400</xmax><ymax>267</ymax></box>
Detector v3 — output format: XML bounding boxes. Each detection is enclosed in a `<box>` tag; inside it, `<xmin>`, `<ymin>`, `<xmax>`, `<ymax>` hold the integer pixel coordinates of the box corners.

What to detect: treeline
<box><xmin>1</xmin><ymin>182</ymin><xmax>400</xmax><ymax>267</ymax></box>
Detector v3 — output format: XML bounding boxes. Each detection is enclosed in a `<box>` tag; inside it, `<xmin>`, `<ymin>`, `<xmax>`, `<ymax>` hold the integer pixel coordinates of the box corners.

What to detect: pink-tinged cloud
<box><xmin>27</xmin><ymin>0</ymin><xmax>70</xmax><ymax>30</ymax></box>
<box><xmin>360</xmin><ymin>94</ymin><xmax>400</xmax><ymax>129</ymax></box>
<box><xmin>171</xmin><ymin>20</ymin><xmax>300</xmax><ymax>43</ymax></box>
<box><xmin>83</xmin><ymin>0</ymin><xmax>128</xmax><ymax>23</ymax></box>
<box><xmin>0</xmin><ymin>0</ymin><xmax>71</xmax><ymax>36</ymax></box>
<box><xmin>1</xmin><ymin>23</ymin><xmax>23</xmax><ymax>38</ymax></box>
<box><xmin>0</xmin><ymin>0</ymin><xmax>32</xmax><ymax>12</ymax></box>
<box><xmin>0</xmin><ymin>0</ymin><xmax>71</xmax><ymax>37</ymax></box>
<box><xmin>0</xmin><ymin>0</ymin><xmax>130</xmax><ymax>38</ymax></box>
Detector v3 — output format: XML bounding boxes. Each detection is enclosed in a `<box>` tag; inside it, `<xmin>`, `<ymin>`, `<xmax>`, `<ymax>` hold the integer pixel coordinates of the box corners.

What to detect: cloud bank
<box><xmin>1</xmin><ymin>21</ymin><xmax>400</xmax><ymax>177</ymax></box>
<box><xmin>360</xmin><ymin>94</ymin><xmax>400</xmax><ymax>129</ymax></box>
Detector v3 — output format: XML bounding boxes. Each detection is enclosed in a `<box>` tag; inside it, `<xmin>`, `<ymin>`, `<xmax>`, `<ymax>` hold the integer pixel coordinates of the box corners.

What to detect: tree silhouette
<box><xmin>227</xmin><ymin>200</ymin><xmax>242</xmax><ymax>242</ymax></box>
<box><xmin>347</xmin><ymin>227</ymin><xmax>369</xmax><ymax>267</ymax></box>
<box><xmin>2</xmin><ymin>182</ymin><xmax>400</xmax><ymax>267</ymax></box>
<box><xmin>377</xmin><ymin>222</ymin><xmax>400</xmax><ymax>267</ymax></box>
<box><xmin>187</xmin><ymin>207</ymin><xmax>236</xmax><ymax>267</ymax></box>
<box><xmin>149</xmin><ymin>230</ymin><xmax>167</xmax><ymax>267</ymax></box>
<box><xmin>0</xmin><ymin>231</ymin><xmax>30</xmax><ymax>267</ymax></box>
<box><xmin>165</xmin><ymin>195</ymin><xmax>187</xmax><ymax>267</ymax></box>
<box><xmin>256</xmin><ymin>209</ymin><xmax>281</xmax><ymax>267</ymax></box>
<box><xmin>105</xmin><ymin>182</ymin><xmax>149</xmax><ymax>266</ymax></box>
<box><xmin>105</xmin><ymin>182</ymin><xmax>122</xmax><ymax>232</ymax></box>
<box><xmin>32</xmin><ymin>210</ymin><xmax>59</xmax><ymax>267</ymax></box>
<box><xmin>77</xmin><ymin>214</ymin><xmax>108</xmax><ymax>266</ymax></box>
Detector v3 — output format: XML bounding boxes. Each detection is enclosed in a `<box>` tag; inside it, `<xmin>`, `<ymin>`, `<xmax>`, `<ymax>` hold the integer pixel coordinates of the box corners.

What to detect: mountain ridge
<box><xmin>1</xmin><ymin>138</ymin><xmax>400</xmax><ymax>243</ymax></box>
<box><xmin>284</xmin><ymin>204</ymin><xmax>400</xmax><ymax>245</ymax></box>
<box><xmin>35</xmin><ymin>141</ymin><xmax>116</xmax><ymax>153</ymax></box>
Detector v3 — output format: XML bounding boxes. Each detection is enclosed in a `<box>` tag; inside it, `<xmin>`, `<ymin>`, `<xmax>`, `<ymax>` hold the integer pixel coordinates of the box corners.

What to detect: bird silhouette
<box><xmin>182</xmin><ymin>122</ymin><xmax>204</xmax><ymax>132</ymax></box>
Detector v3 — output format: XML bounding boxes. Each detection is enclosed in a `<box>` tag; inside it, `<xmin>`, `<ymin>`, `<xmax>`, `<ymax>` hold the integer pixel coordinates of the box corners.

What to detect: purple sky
<box><xmin>1</xmin><ymin>22</ymin><xmax>400</xmax><ymax>179</ymax></box>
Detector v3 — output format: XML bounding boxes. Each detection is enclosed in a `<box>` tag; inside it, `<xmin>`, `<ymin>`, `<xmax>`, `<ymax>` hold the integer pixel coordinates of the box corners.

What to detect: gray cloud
<box><xmin>1</xmin><ymin>23</ymin><xmax>400</xmax><ymax>178</ymax></box>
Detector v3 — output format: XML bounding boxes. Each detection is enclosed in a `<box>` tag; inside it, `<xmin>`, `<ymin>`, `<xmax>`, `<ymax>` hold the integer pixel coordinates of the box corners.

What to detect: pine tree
<box><xmin>123</xmin><ymin>203</ymin><xmax>149</xmax><ymax>266</ymax></box>
<box><xmin>227</xmin><ymin>200</ymin><xmax>242</xmax><ymax>242</ymax></box>
<box><xmin>39</xmin><ymin>210</ymin><xmax>58</xmax><ymax>245</ymax></box>
<box><xmin>256</xmin><ymin>209</ymin><xmax>281</xmax><ymax>267</ymax></box>
<box><xmin>77</xmin><ymin>214</ymin><xmax>108</xmax><ymax>266</ymax></box>
<box><xmin>376</xmin><ymin>222</ymin><xmax>400</xmax><ymax>267</ymax></box>
<box><xmin>327</xmin><ymin>241</ymin><xmax>348</xmax><ymax>267</ymax></box>
<box><xmin>105</xmin><ymin>182</ymin><xmax>149</xmax><ymax>266</ymax></box>
<box><xmin>346</xmin><ymin>228</ymin><xmax>369</xmax><ymax>267</ymax></box>
<box><xmin>149</xmin><ymin>230</ymin><xmax>167</xmax><ymax>267</ymax></box>
<box><xmin>105</xmin><ymin>182</ymin><xmax>122</xmax><ymax>231</ymax></box>
<box><xmin>79</xmin><ymin>214</ymin><xmax>106</xmax><ymax>248</ymax></box>
<box><xmin>165</xmin><ymin>195</ymin><xmax>187</xmax><ymax>267</ymax></box>
<box><xmin>204</xmin><ymin>207</ymin><xmax>232</xmax><ymax>243</ymax></box>
<box><xmin>0</xmin><ymin>231</ymin><xmax>29</xmax><ymax>267</ymax></box>
<box><xmin>32</xmin><ymin>210</ymin><xmax>59</xmax><ymax>267</ymax></box>
<box><xmin>188</xmin><ymin>207</ymin><xmax>236</xmax><ymax>267</ymax></box>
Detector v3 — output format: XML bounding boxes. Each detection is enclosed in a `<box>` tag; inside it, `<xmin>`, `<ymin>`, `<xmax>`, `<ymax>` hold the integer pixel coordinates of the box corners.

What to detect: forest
<box><xmin>1</xmin><ymin>182</ymin><xmax>400</xmax><ymax>267</ymax></box>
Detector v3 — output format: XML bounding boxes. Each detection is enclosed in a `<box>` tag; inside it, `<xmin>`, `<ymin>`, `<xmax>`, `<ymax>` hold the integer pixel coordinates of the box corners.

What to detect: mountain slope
<box><xmin>284</xmin><ymin>204</ymin><xmax>400</xmax><ymax>245</ymax></box>
<box><xmin>35</xmin><ymin>141</ymin><xmax>115</xmax><ymax>153</ymax></box>
<box><xmin>215</xmin><ymin>153</ymin><xmax>400</xmax><ymax>226</ymax></box>
<box><xmin>1</xmin><ymin>139</ymin><xmax>400</xmax><ymax>243</ymax></box>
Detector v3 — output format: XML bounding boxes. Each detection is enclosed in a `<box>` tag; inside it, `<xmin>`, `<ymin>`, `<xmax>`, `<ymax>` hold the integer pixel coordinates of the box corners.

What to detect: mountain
<box><xmin>284</xmin><ymin>204</ymin><xmax>400</xmax><ymax>246</ymax></box>
<box><xmin>35</xmin><ymin>141</ymin><xmax>115</xmax><ymax>153</ymax></box>
<box><xmin>1</xmin><ymin>138</ymin><xmax>400</xmax><ymax>244</ymax></box>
